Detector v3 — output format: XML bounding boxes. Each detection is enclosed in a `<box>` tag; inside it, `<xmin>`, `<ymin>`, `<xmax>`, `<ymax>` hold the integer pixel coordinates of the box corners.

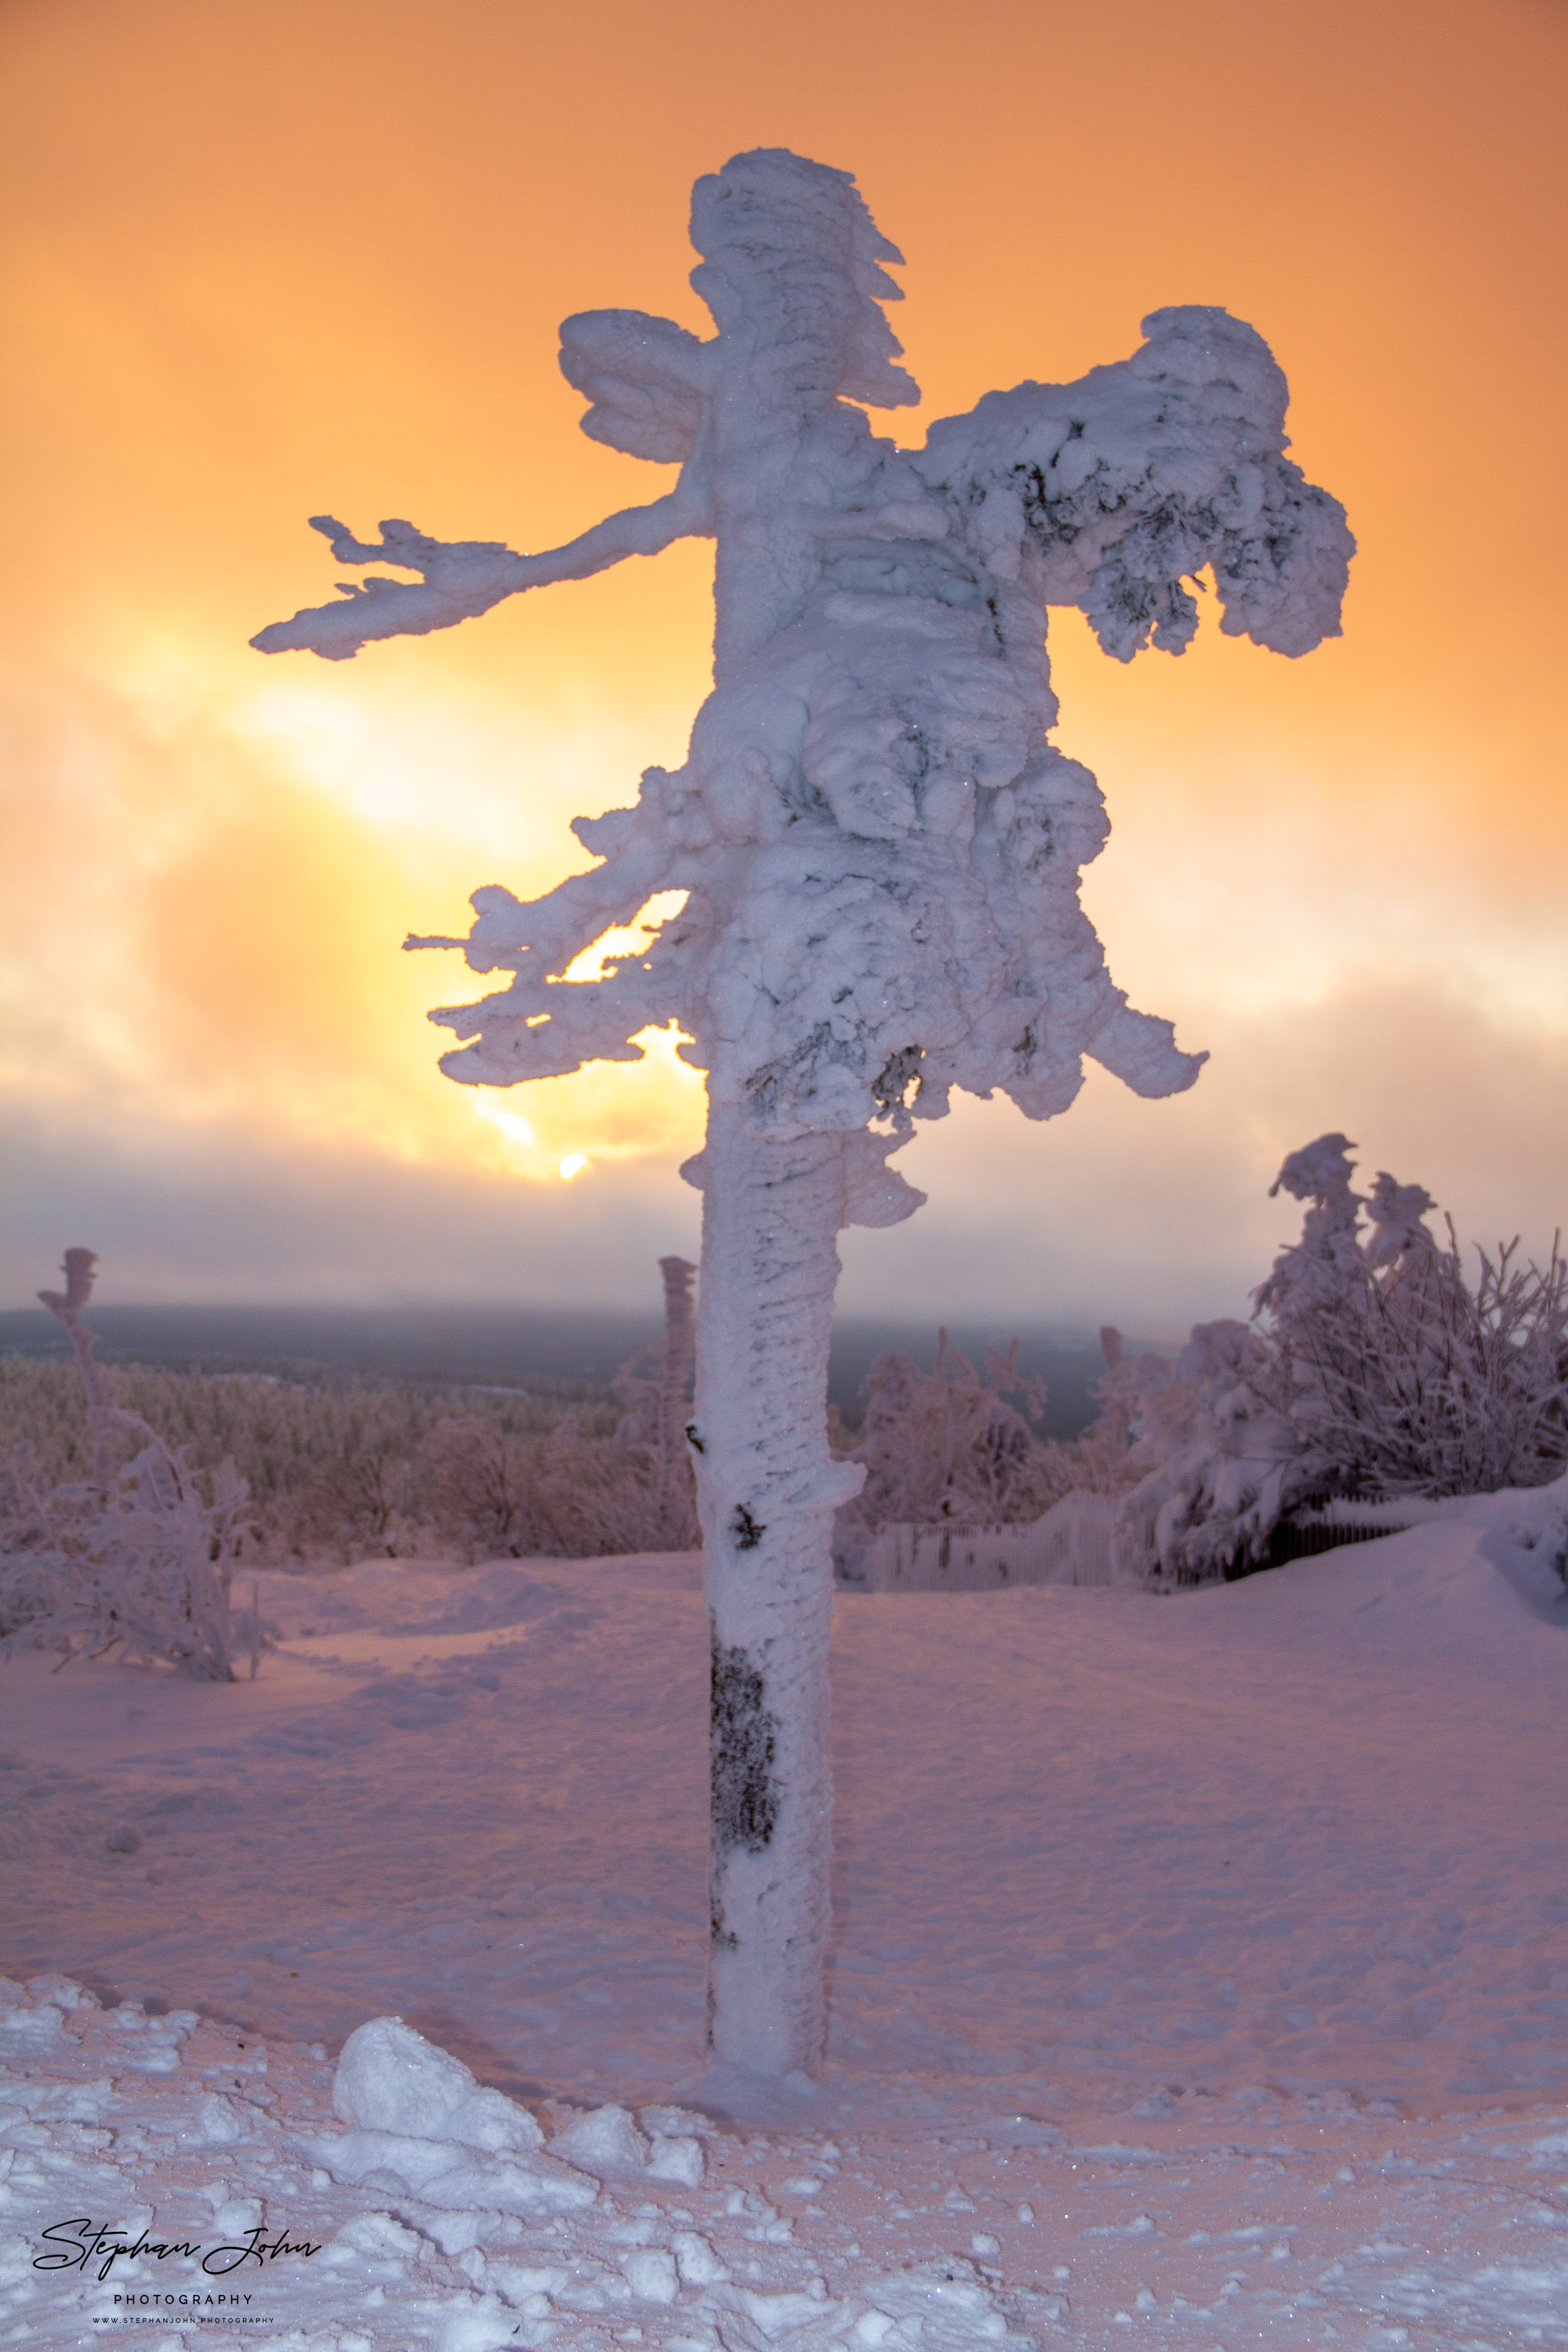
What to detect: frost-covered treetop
<box><xmin>918</xmin><ymin>304</ymin><xmax>1350</xmax><ymax>662</ymax></box>
<box><xmin>1255</xmin><ymin>1133</ymin><xmax>1442</xmax><ymax>1331</ymax></box>
<box><xmin>253</xmin><ymin>148</ymin><xmax>1352</xmax><ymax>1162</ymax></box>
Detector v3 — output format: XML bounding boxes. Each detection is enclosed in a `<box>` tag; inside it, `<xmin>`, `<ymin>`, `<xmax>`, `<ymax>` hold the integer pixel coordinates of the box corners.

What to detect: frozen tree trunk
<box><xmin>694</xmin><ymin>1100</ymin><xmax>855</xmax><ymax>2072</ymax></box>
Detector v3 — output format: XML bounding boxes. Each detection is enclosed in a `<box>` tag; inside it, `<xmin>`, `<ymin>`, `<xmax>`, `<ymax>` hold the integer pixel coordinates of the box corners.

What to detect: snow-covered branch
<box><xmin>918</xmin><ymin>306</ymin><xmax>1353</xmax><ymax>662</ymax></box>
<box><xmin>252</xmin><ymin>474</ymin><xmax>714</xmax><ymax>662</ymax></box>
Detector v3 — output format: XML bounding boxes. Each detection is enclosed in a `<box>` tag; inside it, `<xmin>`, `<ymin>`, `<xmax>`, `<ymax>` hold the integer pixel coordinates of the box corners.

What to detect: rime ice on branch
<box><xmin>252</xmin><ymin>148</ymin><xmax>1352</xmax><ymax>2073</ymax></box>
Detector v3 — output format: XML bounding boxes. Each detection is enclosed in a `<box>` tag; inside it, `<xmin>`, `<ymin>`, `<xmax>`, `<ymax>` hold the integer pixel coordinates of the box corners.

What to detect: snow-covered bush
<box><xmin>0</xmin><ymin>1352</ymin><xmax>717</xmax><ymax>1565</ymax></box>
<box><xmin>853</xmin><ymin>1335</ymin><xmax>1053</xmax><ymax>1523</ymax></box>
<box><xmin>414</xmin><ymin>1410</ymin><xmax>693</xmax><ymax>1560</ymax></box>
<box><xmin>1</xmin><ymin>1254</ymin><xmax>249</xmax><ymax>1677</ymax></box>
<box><xmin>1107</xmin><ymin>1318</ymin><xmax>1322</xmax><ymax>1588</ymax></box>
<box><xmin>412</xmin><ymin>1413</ymin><xmax>535</xmax><ymax>1558</ymax></box>
<box><xmin>0</xmin><ymin>1359</ymin><xmax>556</xmax><ymax>1561</ymax></box>
<box><xmin>830</xmin><ymin>1332</ymin><xmax>1140</xmax><ymax>1577</ymax></box>
<box><xmin>0</xmin><ymin>1420</ymin><xmax>248</xmax><ymax>1677</ymax></box>
<box><xmin>1110</xmin><ymin>1137</ymin><xmax>1568</xmax><ymax>1586</ymax></box>
<box><xmin>538</xmin><ymin>1415</ymin><xmax>701</xmax><ymax>1556</ymax></box>
<box><xmin>1262</xmin><ymin>1138</ymin><xmax>1567</xmax><ymax>1501</ymax></box>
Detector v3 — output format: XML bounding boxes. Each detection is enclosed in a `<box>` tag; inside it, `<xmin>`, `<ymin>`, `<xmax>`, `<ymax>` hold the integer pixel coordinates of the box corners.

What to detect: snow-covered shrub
<box><xmin>0</xmin><ymin>1359</ymin><xmax>619</xmax><ymax>1562</ymax></box>
<box><xmin>418</xmin><ymin>1411</ymin><xmax>698</xmax><ymax>1561</ymax></box>
<box><xmin>1</xmin><ymin>1254</ymin><xmax>249</xmax><ymax>1677</ymax></box>
<box><xmin>2</xmin><ymin>1358</ymin><xmax>403</xmax><ymax>1555</ymax></box>
<box><xmin>1111</xmin><ymin>1137</ymin><xmax>1568</xmax><ymax>1587</ymax></box>
<box><xmin>853</xmin><ymin>1336</ymin><xmax>1062</xmax><ymax>1524</ymax></box>
<box><xmin>417</xmin><ymin>1414</ymin><xmax>536</xmax><ymax>1557</ymax></box>
<box><xmin>535</xmin><ymin>1414</ymin><xmax>699</xmax><ymax>1555</ymax></box>
<box><xmin>830</xmin><ymin>1331</ymin><xmax>1143</xmax><ymax>1577</ymax></box>
<box><xmin>0</xmin><ymin>1354</ymin><xmax>709</xmax><ymax>1566</ymax></box>
<box><xmin>321</xmin><ymin>1252</ymin><xmax>702</xmax><ymax>1561</ymax></box>
<box><xmin>0</xmin><ymin>1417</ymin><xmax>248</xmax><ymax>1676</ymax></box>
<box><xmin>1263</xmin><ymin>1142</ymin><xmax>1567</xmax><ymax>1501</ymax></box>
<box><xmin>1108</xmin><ymin>1319</ymin><xmax>1321</xmax><ymax>1588</ymax></box>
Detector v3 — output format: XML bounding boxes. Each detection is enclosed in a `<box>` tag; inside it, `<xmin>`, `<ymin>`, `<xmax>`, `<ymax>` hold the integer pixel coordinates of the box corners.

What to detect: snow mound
<box><xmin>551</xmin><ymin>2098</ymin><xmax>706</xmax><ymax>2185</ymax></box>
<box><xmin>550</xmin><ymin>2099</ymin><xmax>648</xmax><ymax>2172</ymax></box>
<box><xmin>334</xmin><ymin>2016</ymin><xmax>543</xmax><ymax>2148</ymax></box>
<box><xmin>262</xmin><ymin>1561</ymin><xmax>573</xmax><ymax>1643</ymax></box>
<box><xmin>308</xmin><ymin>2016</ymin><xmax>598</xmax><ymax>2213</ymax></box>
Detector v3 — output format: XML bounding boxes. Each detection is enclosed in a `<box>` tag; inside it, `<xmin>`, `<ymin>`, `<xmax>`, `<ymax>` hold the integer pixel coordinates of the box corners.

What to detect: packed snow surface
<box><xmin>4</xmin><ymin>1525</ymin><xmax>1566</xmax><ymax>2345</ymax></box>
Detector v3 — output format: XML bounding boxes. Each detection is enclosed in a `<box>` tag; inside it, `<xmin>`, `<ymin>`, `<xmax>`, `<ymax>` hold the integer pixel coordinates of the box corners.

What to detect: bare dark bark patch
<box><xmin>710</xmin><ymin>1637</ymin><xmax>778</xmax><ymax>1857</ymax></box>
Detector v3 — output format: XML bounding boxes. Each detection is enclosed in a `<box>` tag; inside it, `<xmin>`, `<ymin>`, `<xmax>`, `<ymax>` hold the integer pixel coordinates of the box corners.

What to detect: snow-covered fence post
<box><xmin>252</xmin><ymin>147</ymin><xmax>1352</xmax><ymax>2071</ymax></box>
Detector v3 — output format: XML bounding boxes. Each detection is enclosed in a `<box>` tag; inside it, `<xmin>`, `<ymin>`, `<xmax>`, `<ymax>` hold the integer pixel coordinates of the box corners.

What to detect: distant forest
<box><xmin>0</xmin><ymin>1302</ymin><xmax>1114</xmax><ymax>1437</ymax></box>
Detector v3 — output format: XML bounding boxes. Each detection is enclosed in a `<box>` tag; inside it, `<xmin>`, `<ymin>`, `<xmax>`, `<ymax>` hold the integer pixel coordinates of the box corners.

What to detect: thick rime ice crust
<box><xmin>250</xmin><ymin>161</ymin><xmax>1356</xmax><ymax>1147</ymax></box>
<box><xmin>916</xmin><ymin>306</ymin><xmax>1353</xmax><ymax>665</ymax></box>
<box><xmin>695</xmin><ymin>1111</ymin><xmax>854</xmax><ymax>2071</ymax></box>
<box><xmin>412</xmin><ymin>444</ymin><xmax>1218</xmax><ymax>1137</ymax></box>
<box><xmin>249</xmin><ymin>148</ymin><xmax>1350</xmax><ymax>2074</ymax></box>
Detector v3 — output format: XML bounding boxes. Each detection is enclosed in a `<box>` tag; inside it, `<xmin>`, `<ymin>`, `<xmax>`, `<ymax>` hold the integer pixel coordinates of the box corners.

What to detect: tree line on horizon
<box><xmin>2</xmin><ymin>1135</ymin><xmax>1564</xmax><ymax>1675</ymax></box>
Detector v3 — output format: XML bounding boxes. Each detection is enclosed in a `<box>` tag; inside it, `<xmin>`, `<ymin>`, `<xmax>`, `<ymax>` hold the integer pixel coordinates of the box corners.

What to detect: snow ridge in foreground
<box><xmin>1</xmin><ymin>1986</ymin><xmax>1039</xmax><ymax>2348</ymax></box>
<box><xmin>5</xmin><ymin>1976</ymin><xmax>1568</xmax><ymax>2348</ymax></box>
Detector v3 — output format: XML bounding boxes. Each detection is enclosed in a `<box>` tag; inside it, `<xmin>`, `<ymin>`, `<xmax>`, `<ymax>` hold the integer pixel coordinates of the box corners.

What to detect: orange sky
<box><xmin>2</xmin><ymin>0</ymin><xmax>1564</xmax><ymax>1327</ymax></box>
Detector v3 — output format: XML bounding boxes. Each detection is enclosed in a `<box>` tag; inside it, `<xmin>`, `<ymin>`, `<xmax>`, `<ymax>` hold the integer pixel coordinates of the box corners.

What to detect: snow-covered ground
<box><xmin>4</xmin><ymin>1526</ymin><xmax>1566</xmax><ymax>2347</ymax></box>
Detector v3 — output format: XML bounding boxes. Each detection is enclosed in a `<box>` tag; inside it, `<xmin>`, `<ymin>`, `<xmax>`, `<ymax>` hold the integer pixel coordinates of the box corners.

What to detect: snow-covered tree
<box><xmin>1109</xmin><ymin>1137</ymin><xmax>1568</xmax><ymax>1585</ymax></box>
<box><xmin>252</xmin><ymin>149</ymin><xmax>1351</xmax><ymax>2071</ymax></box>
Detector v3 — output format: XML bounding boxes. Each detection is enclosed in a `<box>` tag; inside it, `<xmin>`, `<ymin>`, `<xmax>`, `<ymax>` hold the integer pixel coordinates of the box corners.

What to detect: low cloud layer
<box><xmin>6</xmin><ymin>970</ymin><xmax>1563</xmax><ymax>1337</ymax></box>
